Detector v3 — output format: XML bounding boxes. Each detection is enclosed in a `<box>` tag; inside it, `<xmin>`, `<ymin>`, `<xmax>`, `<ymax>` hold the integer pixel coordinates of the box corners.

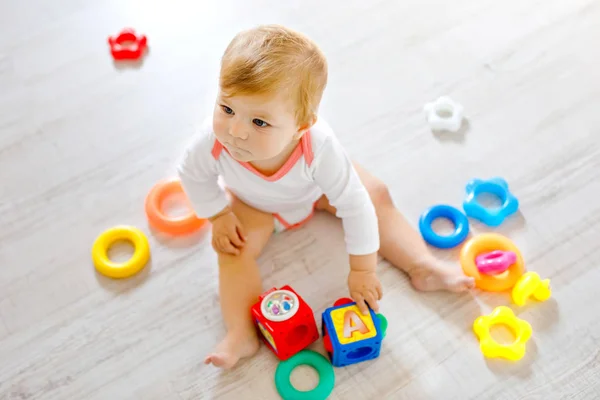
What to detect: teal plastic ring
<box><xmin>274</xmin><ymin>350</ymin><xmax>335</xmax><ymax>400</ymax></box>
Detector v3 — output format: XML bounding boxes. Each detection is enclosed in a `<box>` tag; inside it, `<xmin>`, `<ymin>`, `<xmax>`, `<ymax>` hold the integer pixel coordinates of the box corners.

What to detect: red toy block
<box><xmin>251</xmin><ymin>285</ymin><xmax>319</xmax><ymax>360</ymax></box>
<box><xmin>333</xmin><ymin>297</ymin><xmax>354</xmax><ymax>307</ymax></box>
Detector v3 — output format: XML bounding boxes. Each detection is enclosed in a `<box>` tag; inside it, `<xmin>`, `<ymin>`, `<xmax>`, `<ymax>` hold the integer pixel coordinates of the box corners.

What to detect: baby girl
<box><xmin>178</xmin><ymin>24</ymin><xmax>474</xmax><ymax>369</ymax></box>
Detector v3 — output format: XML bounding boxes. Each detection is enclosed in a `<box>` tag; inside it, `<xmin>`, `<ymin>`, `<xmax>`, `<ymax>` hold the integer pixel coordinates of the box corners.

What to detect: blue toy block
<box><xmin>321</xmin><ymin>300</ymin><xmax>386</xmax><ymax>367</ymax></box>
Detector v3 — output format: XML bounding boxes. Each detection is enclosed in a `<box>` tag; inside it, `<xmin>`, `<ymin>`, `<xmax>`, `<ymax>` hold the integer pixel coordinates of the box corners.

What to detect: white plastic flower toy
<box><xmin>423</xmin><ymin>96</ymin><xmax>464</xmax><ymax>132</ymax></box>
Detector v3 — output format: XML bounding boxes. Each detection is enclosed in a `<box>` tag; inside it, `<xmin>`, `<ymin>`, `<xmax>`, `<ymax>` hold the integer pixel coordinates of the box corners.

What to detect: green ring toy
<box><xmin>275</xmin><ymin>350</ymin><xmax>335</xmax><ymax>400</ymax></box>
<box><xmin>377</xmin><ymin>314</ymin><xmax>388</xmax><ymax>338</ymax></box>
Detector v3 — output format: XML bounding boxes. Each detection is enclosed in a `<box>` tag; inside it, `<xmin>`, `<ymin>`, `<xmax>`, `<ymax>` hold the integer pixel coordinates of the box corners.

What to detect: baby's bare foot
<box><xmin>204</xmin><ymin>329</ymin><xmax>260</xmax><ymax>369</ymax></box>
<box><xmin>409</xmin><ymin>260</ymin><xmax>475</xmax><ymax>292</ymax></box>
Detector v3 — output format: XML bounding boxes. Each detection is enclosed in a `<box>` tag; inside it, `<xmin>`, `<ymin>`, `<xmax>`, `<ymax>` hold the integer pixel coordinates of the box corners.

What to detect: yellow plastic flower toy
<box><xmin>473</xmin><ymin>306</ymin><xmax>532</xmax><ymax>361</ymax></box>
<box><xmin>511</xmin><ymin>271</ymin><xmax>551</xmax><ymax>306</ymax></box>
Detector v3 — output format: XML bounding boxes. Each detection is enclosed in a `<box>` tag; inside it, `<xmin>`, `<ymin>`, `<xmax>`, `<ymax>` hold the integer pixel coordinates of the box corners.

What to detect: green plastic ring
<box><xmin>377</xmin><ymin>313</ymin><xmax>388</xmax><ymax>338</ymax></box>
<box><xmin>274</xmin><ymin>350</ymin><xmax>335</xmax><ymax>400</ymax></box>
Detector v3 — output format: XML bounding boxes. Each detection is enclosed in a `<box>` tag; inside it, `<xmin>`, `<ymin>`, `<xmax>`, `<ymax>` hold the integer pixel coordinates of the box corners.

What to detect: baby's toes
<box><xmin>464</xmin><ymin>277</ymin><xmax>476</xmax><ymax>289</ymax></box>
<box><xmin>446</xmin><ymin>276</ymin><xmax>475</xmax><ymax>292</ymax></box>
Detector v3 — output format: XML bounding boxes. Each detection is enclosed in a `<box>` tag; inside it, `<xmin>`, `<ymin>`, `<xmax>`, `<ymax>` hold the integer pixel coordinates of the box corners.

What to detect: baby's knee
<box><xmin>368</xmin><ymin>180</ymin><xmax>393</xmax><ymax>207</ymax></box>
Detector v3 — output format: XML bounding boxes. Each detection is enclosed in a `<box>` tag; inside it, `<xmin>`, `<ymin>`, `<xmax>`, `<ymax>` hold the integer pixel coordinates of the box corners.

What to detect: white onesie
<box><xmin>177</xmin><ymin>117</ymin><xmax>380</xmax><ymax>256</ymax></box>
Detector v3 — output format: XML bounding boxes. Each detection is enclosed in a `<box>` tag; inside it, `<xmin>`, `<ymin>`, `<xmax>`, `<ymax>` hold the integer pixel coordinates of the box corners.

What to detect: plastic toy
<box><xmin>512</xmin><ymin>272</ymin><xmax>551</xmax><ymax>306</ymax></box>
<box><xmin>145</xmin><ymin>178</ymin><xmax>206</xmax><ymax>235</ymax></box>
<box><xmin>476</xmin><ymin>250</ymin><xmax>516</xmax><ymax>275</ymax></box>
<box><xmin>108</xmin><ymin>28</ymin><xmax>148</xmax><ymax>61</ymax></box>
<box><xmin>274</xmin><ymin>350</ymin><xmax>335</xmax><ymax>400</ymax></box>
<box><xmin>473</xmin><ymin>306</ymin><xmax>532</xmax><ymax>361</ymax></box>
<box><xmin>333</xmin><ymin>297</ymin><xmax>354</xmax><ymax>307</ymax></box>
<box><xmin>251</xmin><ymin>286</ymin><xmax>319</xmax><ymax>361</ymax></box>
<box><xmin>423</xmin><ymin>96</ymin><xmax>464</xmax><ymax>132</ymax></box>
<box><xmin>463</xmin><ymin>177</ymin><xmax>519</xmax><ymax>227</ymax></box>
<box><xmin>419</xmin><ymin>204</ymin><xmax>469</xmax><ymax>249</ymax></box>
<box><xmin>328</xmin><ymin>297</ymin><xmax>388</xmax><ymax>338</ymax></box>
<box><xmin>460</xmin><ymin>233</ymin><xmax>525</xmax><ymax>291</ymax></box>
<box><xmin>321</xmin><ymin>298</ymin><xmax>387</xmax><ymax>367</ymax></box>
<box><xmin>91</xmin><ymin>225</ymin><xmax>150</xmax><ymax>278</ymax></box>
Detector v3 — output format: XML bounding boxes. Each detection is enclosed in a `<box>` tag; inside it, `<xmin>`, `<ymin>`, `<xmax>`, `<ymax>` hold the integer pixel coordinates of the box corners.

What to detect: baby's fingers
<box><xmin>365</xmin><ymin>290</ymin><xmax>379</xmax><ymax>313</ymax></box>
<box><xmin>236</xmin><ymin>223</ymin><xmax>247</xmax><ymax>243</ymax></box>
<box><xmin>351</xmin><ymin>292</ymin><xmax>369</xmax><ymax>315</ymax></box>
<box><xmin>376</xmin><ymin>284</ymin><xmax>383</xmax><ymax>300</ymax></box>
<box><xmin>228</xmin><ymin>227</ymin><xmax>244</xmax><ymax>248</ymax></box>
<box><xmin>218</xmin><ymin>236</ymin><xmax>240</xmax><ymax>255</ymax></box>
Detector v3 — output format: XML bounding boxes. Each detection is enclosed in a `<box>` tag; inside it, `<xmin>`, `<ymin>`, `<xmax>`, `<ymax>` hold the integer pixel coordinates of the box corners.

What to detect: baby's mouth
<box><xmin>227</xmin><ymin>144</ymin><xmax>248</xmax><ymax>154</ymax></box>
<box><xmin>227</xmin><ymin>146</ymin><xmax>251</xmax><ymax>158</ymax></box>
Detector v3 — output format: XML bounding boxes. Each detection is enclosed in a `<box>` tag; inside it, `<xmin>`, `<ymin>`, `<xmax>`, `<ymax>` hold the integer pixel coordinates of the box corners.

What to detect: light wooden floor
<box><xmin>1</xmin><ymin>0</ymin><xmax>600</xmax><ymax>399</ymax></box>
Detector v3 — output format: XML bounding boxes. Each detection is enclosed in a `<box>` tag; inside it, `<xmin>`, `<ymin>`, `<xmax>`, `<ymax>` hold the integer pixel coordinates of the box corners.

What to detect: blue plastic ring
<box><xmin>419</xmin><ymin>205</ymin><xmax>469</xmax><ymax>249</ymax></box>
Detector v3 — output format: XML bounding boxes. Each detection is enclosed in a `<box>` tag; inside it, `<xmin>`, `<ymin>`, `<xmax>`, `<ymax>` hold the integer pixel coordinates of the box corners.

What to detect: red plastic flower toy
<box><xmin>108</xmin><ymin>28</ymin><xmax>148</xmax><ymax>61</ymax></box>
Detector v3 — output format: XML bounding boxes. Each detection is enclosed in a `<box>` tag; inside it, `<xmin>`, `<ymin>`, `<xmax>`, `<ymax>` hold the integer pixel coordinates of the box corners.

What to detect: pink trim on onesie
<box><xmin>273</xmin><ymin>197</ymin><xmax>320</xmax><ymax>231</ymax></box>
<box><xmin>210</xmin><ymin>132</ymin><xmax>313</xmax><ymax>174</ymax></box>
<box><xmin>301</xmin><ymin>133</ymin><xmax>314</xmax><ymax>166</ymax></box>
<box><xmin>211</xmin><ymin>132</ymin><xmax>316</xmax><ymax>231</ymax></box>
<box><xmin>211</xmin><ymin>140</ymin><xmax>224</xmax><ymax>160</ymax></box>
<box><xmin>233</xmin><ymin>144</ymin><xmax>303</xmax><ymax>182</ymax></box>
<box><xmin>273</xmin><ymin>206</ymin><xmax>316</xmax><ymax>231</ymax></box>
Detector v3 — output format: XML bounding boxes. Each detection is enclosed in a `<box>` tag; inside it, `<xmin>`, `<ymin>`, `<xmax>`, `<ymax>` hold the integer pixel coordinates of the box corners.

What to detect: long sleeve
<box><xmin>312</xmin><ymin>135</ymin><xmax>380</xmax><ymax>255</ymax></box>
<box><xmin>177</xmin><ymin>131</ymin><xmax>229</xmax><ymax>219</ymax></box>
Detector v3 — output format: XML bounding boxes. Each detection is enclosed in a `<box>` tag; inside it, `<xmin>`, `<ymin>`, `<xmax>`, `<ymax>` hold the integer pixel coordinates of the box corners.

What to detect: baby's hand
<box><xmin>209</xmin><ymin>207</ymin><xmax>246</xmax><ymax>256</ymax></box>
<box><xmin>348</xmin><ymin>270</ymin><xmax>383</xmax><ymax>315</ymax></box>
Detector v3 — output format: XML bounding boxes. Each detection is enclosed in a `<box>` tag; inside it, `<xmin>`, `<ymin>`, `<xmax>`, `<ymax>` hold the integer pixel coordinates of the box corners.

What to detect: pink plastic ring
<box><xmin>475</xmin><ymin>250</ymin><xmax>517</xmax><ymax>275</ymax></box>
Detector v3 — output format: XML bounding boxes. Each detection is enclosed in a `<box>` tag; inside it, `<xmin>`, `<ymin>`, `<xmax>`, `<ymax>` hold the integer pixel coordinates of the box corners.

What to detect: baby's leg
<box><xmin>205</xmin><ymin>195</ymin><xmax>274</xmax><ymax>369</ymax></box>
<box><xmin>316</xmin><ymin>162</ymin><xmax>474</xmax><ymax>292</ymax></box>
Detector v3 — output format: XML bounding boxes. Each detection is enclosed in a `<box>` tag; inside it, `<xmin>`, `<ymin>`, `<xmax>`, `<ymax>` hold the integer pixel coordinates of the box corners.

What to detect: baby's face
<box><xmin>213</xmin><ymin>90</ymin><xmax>304</xmax><ymax>162</ymax></box>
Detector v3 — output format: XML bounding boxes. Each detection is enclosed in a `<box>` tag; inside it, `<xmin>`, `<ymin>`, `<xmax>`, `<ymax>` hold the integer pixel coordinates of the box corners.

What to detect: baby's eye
<box><xmin>222</xmin><ymin>105</ymin><xmax>234</xmax><ymax>115</ymax></box>
<box><xmin>253</xmin><ymin>118</ymin><xmax>269</xmax><ymax>127</ymax></box>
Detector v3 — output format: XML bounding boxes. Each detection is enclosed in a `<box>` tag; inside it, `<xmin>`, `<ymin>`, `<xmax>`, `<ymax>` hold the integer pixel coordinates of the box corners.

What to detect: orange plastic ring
<box><xmin>460</xmin><ymin>233</ymin><xmax>525</xmax><ymax>291</ymax></box>
<box><xmin>145</xmin><ymin>178</ymin><xmax>206</xmax><ymax>235</ymax></box>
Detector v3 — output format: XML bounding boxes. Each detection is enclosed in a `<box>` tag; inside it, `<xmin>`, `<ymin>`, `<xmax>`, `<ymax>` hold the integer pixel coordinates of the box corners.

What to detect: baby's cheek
<box><xmin>213</xmin><ymin>118</ymin><xmax>226</xmax><ymax>137</ymax></box>
<box><xmin>262</xmin><ymin>136</ymin><xmax>283</xmax><ymax>157</ymax></box>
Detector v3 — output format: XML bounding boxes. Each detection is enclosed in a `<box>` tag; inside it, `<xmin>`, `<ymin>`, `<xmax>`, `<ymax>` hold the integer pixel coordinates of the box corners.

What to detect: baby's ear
<box><xmin>294</xmin><ymin>115</ymin><xmax>317</xmax><ymax>139</ymax></box>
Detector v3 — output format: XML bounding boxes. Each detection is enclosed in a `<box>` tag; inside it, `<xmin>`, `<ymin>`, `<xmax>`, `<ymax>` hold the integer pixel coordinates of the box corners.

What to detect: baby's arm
<box><xmin>312</xmin><ymin>135</ymin><xmax>382</xmax><ymax>314</ymax></box>
<box><xmin>177</xmin><ymin>133</ymin><xmax>246</xmax><ymax>254</ymax></box>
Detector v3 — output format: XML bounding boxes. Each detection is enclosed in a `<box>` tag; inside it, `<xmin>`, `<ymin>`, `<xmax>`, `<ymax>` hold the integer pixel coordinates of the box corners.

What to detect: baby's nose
<box><xmin>229</xmin><ymin>129</ymin><xmax>248</xmax><ymax>139</ymax></box>
<box><xmin>229</xmin><ymin>125</ymin><xmax>248</xmax><ymax>140</ymax></box>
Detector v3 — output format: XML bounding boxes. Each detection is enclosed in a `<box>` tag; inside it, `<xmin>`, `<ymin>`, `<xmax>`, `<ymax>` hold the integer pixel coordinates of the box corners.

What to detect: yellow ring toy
<box><xmin>460</xmin><ymin>233</ymin><xmax>525</xmax><ymax>291</ymax></box>
<box><xmin>473</xmin><ymin>306</ymin><xmax>532</xmax><ymax>361</ymax></box>
<box><xmin>92</xmin><ymin>225</ymin><xmax>150</xmax><ymax>278</ymax></box>
<box><xmin>512</xmin><ymin>271</ymin><xmax>551</xmax><ymax>306</ymax></box>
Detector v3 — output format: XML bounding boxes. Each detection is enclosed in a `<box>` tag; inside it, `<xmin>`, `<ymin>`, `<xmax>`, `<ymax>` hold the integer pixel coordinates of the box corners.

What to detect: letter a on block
<box><xmin>343</xmin><ymin>310</ymin><xmax>370</xmax><ymax>338</ymax></box>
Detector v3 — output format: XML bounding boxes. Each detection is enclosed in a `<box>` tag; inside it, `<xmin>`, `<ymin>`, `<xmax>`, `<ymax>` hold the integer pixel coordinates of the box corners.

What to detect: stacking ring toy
<box><xmin>377</xmin><ymin>314</ymin><xmax>388</xmax><ymax>339</ymax></box>
<box><xmin>511</xmin><ymin>272</ymin><xmax>551</xmax><ymax>306</ymax></box>
<box><xmin>423</xmin><ymin>96</ymin><xmax>465</xmax><ymax>132</ymax></box>
<box><xmin>475</xmin><ymin>250</ymin><xmax>516</xmax><ymax>275</ymax></box>
<box><xmin>92</xmin><ymin>225</ymin><xmax>150</xmax><ymax>278</ymax></box>
<box><xmin>419</xmin><ymin>205</ymin><xmax>469</xmax><ymax>248</ymax></box>
<box><xmin>463</xmin><ymin>177</ymin><xmax>519</xmax><ymax>227</ymax></box>
<box><xmin>460</xmin><ymin>233</ymin><xmax>525</xmax><ymax>291</ymax></box>
<box><xmin>473</xmin><ymin>306</ymin><xmax>532</xmax><ymax>361</ymax></box>
<box><xmin>145</xmin><ymin>178</ymin><xmax>206</xmax><ymax>235</ymax></box>
<box><xmin>275</xmin><ymin>350</ymin><xmax>335</xmax><ymax>400</ymax></box>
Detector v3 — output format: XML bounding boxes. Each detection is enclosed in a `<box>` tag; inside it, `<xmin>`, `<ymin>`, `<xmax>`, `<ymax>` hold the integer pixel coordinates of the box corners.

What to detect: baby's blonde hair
<box><xmin>220</xmin><ymin>24</ymin><xmax>328</xmax><ymax>127</ymax></box>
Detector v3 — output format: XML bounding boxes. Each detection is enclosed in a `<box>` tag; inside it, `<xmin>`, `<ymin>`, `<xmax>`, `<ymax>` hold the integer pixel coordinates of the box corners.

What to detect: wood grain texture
<box><xmin>1</xmin><ymin>0</ymin><xmax>599</xmax><ymax>398</ymax></box>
